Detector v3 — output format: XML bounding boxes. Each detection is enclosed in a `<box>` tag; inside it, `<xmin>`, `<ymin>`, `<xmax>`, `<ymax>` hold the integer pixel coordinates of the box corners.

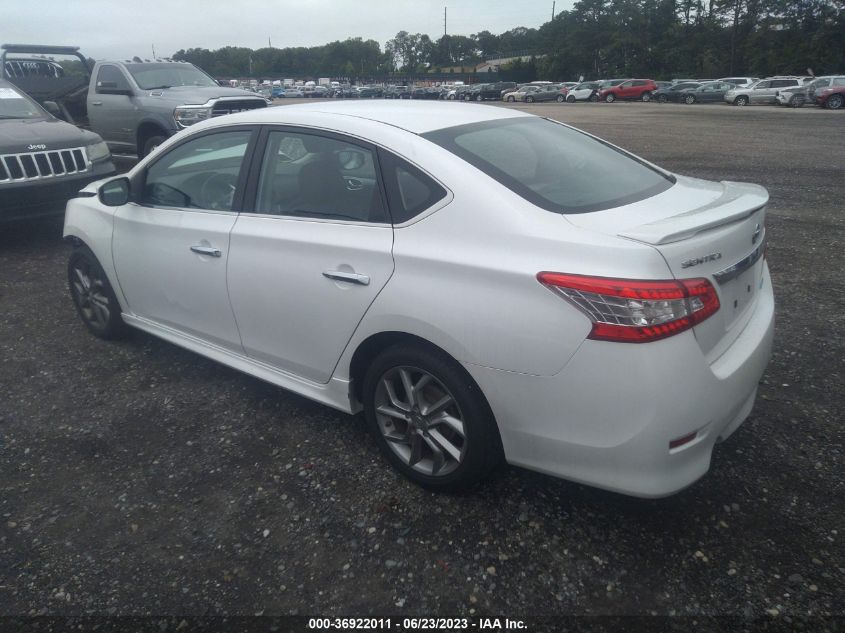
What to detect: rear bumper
<box><xmin>0</xmin><ymin>161</ymin><xmax>116</xmax><ymax>222</ymax></box>
<box><xmin>466</xmin><ymin>264</ymin><xmax>775</xmax><ymax>497</ymax></box>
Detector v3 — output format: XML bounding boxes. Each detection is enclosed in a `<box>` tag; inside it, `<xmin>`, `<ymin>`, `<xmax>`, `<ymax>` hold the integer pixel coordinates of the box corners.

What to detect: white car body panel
<box><xmin>112</xmin><ymin>204</ymin><xmax>243</xmax><ymax>352</ymax></box>
<box><xmin>63</xmin><ymin>102</ymin><xmax>775</xmax><ymax>497</ymax></box>
<box><xmin>227</xmin><ymin>215</ymin><xmax>395</xmax><ymax>383</ymax></box>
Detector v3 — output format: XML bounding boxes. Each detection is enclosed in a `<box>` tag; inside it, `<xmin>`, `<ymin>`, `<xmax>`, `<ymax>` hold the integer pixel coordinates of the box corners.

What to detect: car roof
<box><xmin>210</xmin><ymin>100</ymin><xmax>532</xmax><ymax>134</ymax></box>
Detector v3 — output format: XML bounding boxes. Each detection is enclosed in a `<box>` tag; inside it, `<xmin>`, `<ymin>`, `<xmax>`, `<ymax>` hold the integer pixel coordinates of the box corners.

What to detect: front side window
<box><xmin>423</xmin><ymin>118</ymin><xmax>674</xmax><ymax>215</ymax></box>
<box><xmin>95</xmin><ymin>65</ymin><xmax>131</xmax><ymax>91</ymax></box>
<box><xmin>140</xmin><ymin>130</ymin><xmax>251</xmax><ymax>210</ymax></box>
<box><xmin>834</xmin><ymin>77</ymin><xmax>845</xmax><ymax>86</ymax></box>
<box><xmin>254</xmin><ymin>130</ymin><xmax>387</xmax><ymax>223</ymax></box>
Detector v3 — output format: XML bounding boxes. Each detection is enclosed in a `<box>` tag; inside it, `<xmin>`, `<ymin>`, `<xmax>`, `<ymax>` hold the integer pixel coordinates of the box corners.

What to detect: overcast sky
<box><xmin>11</xmin><ymin>0</ymin><xmax>571</xmax><ymax>60</ymax></box>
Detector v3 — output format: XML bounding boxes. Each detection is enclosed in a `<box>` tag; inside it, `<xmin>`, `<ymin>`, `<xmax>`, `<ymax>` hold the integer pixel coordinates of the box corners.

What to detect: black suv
<box><xmin>0</xmin><ymin>79</ymin><xmax>115</xmax><ymax>222</ymax></box>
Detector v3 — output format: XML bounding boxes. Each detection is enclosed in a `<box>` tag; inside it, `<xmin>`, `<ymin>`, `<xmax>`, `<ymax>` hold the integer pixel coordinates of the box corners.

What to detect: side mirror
<box><xmin>99</xmin><ymin>177</ymin><xmax>130</xmax><ymax>206</ymax></box>
<box><xmin>43</xmin><ymin>101</ymin><xmax>62</xmax><ymax>118</ymax></box>
<box><xmin>96</xmin><ymin>81</ymin><xmax>133</xmax><ymax>96</ymax></box>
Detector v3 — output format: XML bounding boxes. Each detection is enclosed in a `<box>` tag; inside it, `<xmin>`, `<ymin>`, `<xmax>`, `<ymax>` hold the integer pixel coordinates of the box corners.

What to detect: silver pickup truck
<box><xmin>2</xmin><ymin>44</ymin><xmax>268</xmax><ymax>157</ymax></box>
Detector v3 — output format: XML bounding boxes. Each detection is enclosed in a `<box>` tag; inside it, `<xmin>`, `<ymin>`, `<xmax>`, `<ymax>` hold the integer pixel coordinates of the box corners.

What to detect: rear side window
<box><xmin>423</xmin><ymin>118</ymin><xmax>674</xmax><ymax>215</ymax></box>
<box><xmin>379</xmin><ymin>151</ymin><xmax>447</xmax><ymax>224</ymax></box>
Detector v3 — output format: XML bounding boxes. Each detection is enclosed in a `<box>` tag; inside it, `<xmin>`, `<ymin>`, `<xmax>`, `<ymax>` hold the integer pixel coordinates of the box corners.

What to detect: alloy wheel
<box><xmin>373</xmin><ymin>366</ymin><xmax>467</xmax><ymax>477</ymax></box>
<box><xmin>827</xmin><ymin>94</ymin><xmax>843</xmax><ymax>109</ymax></box>
<box><xmin>70</xmin><ymin>260</ymin><xmax>111</xmax><ymax>330</ymax></box>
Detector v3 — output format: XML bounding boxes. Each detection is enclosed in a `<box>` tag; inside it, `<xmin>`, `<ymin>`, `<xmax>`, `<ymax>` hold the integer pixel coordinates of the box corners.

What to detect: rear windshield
<box><xmin>422</xmin><ymin>117</ymin><xmax>674</xmax><ymax>214</ymax></box>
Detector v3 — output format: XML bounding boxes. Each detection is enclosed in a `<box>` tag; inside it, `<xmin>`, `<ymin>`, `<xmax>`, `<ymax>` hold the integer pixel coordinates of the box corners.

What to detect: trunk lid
<box><xmin>567</xmin><ymin>175</ymin><xmax>768</xmax><ymax>360</ymax></box>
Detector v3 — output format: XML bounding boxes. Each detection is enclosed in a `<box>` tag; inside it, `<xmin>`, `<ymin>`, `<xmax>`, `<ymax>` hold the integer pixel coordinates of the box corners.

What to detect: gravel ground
<box><xmin>0</xmin><ymin>102</ymin><xmax>843</xmax><ymax>624</ymax></box>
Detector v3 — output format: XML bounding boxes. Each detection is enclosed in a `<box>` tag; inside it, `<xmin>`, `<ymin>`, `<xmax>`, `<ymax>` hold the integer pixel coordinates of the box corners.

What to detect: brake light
<box><xmin>537</xmin><ymin>272</ymin><xmax>720</xmax><ymax>343</ymax></box>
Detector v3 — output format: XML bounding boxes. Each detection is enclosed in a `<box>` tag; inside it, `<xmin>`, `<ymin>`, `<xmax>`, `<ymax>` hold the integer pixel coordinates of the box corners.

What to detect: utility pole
<box><xmin>551</xmin><ymin>1</ymin><xmax>555</xmax><ymax>20</ymax></box>
<box><xmin>444</xmin><ymin>6</ymin><xmax>447</xmax><ymax>36</ymax></box>
<box><xmin>151</xmin><ymin>44</ymin><xmax>156</xmax><ymax>60</ymax></box>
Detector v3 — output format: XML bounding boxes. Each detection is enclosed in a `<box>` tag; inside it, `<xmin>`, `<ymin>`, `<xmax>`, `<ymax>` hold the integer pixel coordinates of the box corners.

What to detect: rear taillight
<box><xmin>537</xmin><ymin>272</ymin><xmax>720</xmax><ymax>343</ymax></box>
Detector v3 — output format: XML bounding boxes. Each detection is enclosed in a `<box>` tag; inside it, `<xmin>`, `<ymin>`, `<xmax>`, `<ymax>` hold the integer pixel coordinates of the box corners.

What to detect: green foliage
<box><xmin>171</xmin><ymin>0</ymin><xmax>845</xmax><ymax>80</ymax></box>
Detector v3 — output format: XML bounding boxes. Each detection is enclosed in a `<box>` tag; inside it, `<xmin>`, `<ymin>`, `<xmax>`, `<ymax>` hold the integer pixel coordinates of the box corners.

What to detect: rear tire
<box><xmin>525</xmin><ymin>95</ymin><xmax>535</xmax><ymax>103</ymax></box>
<box><xmin>826</xmin><ymin>93</ymin><xmax>843</xmax><ymax>109</ymax></box>
<box><xmin>363</xmin><ymin>343</ymin><xmax>503</xmax><ymax>492</ymax></box>
<box><xmin>68</xmin><ymin>246</ymin><xmax>127</xmax><ymax>340</ymax></box>
<box><xmin>684</xmin><ymin>94</ymin><xmax>696</xmax><ymax>104</ymax></box>
<box><xmin>641</xmin><ymin>91</ymin><xmax>652</xmax><ymax>102</ymax></box>
<box><xmin>605</xmin><ymin>93</ymin><xmax>615</xmax><ymax>103</ymax></box>
<box><xmin>657</xmin><ymin>94</ymin><xmax>668</xmax><ymax>103</ymax></box>
<box><xmin>589</xmin><ymin>93</ymin><xmax>598</xmax><ymax>102</ymax></box>
<box><xmin>556</xmin><ymin>94</ymin><xmax>565</xmax><ymax>102</ymax></box>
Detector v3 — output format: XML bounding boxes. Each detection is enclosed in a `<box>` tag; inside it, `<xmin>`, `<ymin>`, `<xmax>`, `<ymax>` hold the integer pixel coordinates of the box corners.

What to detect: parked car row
<box><xmin>266</xmin><ymin>74</ymin><xmax>843</xmax><ymax>110</ymax></box>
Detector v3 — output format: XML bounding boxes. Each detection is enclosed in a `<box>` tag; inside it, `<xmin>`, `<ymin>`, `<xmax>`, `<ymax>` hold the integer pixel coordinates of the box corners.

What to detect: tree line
<box><xmin>172</xmin><ymin>0</ymin><xmax>844</xmax><ymax>80</ymax></box>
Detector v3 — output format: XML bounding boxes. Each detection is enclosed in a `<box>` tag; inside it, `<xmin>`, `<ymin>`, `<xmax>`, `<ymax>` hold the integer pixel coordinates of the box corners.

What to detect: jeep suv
<box><xmin>0</xmin><ymin>79</ymin><xmax>115</xmax><ymax>222</ymax></box>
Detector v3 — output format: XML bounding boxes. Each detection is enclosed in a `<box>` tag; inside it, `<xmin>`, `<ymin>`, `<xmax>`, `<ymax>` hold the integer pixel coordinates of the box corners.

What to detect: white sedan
<box><xmin>64</xmin><ymin>102</ymin><xmax>774</xmax><ymax>497</ymax></box>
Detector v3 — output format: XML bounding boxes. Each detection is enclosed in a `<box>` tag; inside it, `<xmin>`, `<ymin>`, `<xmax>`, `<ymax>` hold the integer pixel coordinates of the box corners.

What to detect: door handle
<box><xmin>322</xmin><ymin>270</ymin><xmax>370</xmax><ymax>286</ymax></box>
<box><xmin>91</xmin><ymin>101</ymin><xmax>103</xmax><ymax>106</ymax></box>
<box><xmin>190</xmin><ymin>245</ymin><xmax>222</xmax><ymax>257</ymax></box>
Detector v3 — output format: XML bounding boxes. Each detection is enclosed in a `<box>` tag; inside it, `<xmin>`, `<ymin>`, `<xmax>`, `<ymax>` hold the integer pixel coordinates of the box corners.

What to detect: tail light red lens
<box><xmin>537</xmin><ymin>272</ymin><xmax>720</xmax><ymax>343</ymax></box>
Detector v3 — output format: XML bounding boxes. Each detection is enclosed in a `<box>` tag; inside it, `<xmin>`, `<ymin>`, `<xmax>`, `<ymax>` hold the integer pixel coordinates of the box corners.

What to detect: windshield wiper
<box><xmin>145</xmin><ymin>85</ymin><xmax>172</xmax><ymax>90</ymax></box>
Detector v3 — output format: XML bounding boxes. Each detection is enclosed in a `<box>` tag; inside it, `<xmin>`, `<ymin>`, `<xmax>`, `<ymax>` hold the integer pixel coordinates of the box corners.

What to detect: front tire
<box><xmin>826</xmin><ymin>93</ymin><xmax>843</xmax><ymax>109</ymax></box>
<box><xmin>567</xmin><ymin>95</ymin><xmax>576</xmax><ymax>103</ymax></box>
<box><xmin>734</xmin><ymin>95</ymin><xmax>749</xmax><ymax>106</ymax></box>
<box><xmin>525</xmin><ymin>95</ymin><xmax>535</xmax><ymax>103</ymax></box>
<box><xmin>141</xmin><ymin>134</ymin><xmax>167</xmax><ymax>158</ymax></box>
<box><xmin>507</xmin><ymin>96</ymin><xmax>515</xmax><ymax>102</ymax></box>
<box><xmin>68</xmin><ymin>246</ymin><xmax>127</xmax><ymax>340</ymax></box>
<box><xmin>789</xmin><ymin>95</ymin><xmax>805</xmax><ymax>108</ymax></box>
<box><xmin>657</xmin><ymin>94</ymin><xmax>668</xmax><ymax>103</ymax></box>
<box><xmin>684</xmin><ymin>94</ymin><xmax>696</xmax><ymax>104</ymax></box>
<box><xmin>363</xmin><ymin>344</ymin><xmax>503</xmax><ymax>491</ymax></box>
<box><xmin>556</xmin><ymin>94</ymin><xmax>565</xmax><ymax>102</ymax></box>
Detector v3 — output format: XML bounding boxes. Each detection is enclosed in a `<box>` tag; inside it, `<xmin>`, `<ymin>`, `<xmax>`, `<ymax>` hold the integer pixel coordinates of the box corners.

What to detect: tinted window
<box><xmin>141</xmin><ymin>130</ymin><xmax>251</xmax><ymax>210</ymax></box>
<box><xmin>835</xmin><ymin>78</ymin><xmax>845</xmax><ymax>86</ymax></box>
<box><xmin>423</xmin><ymin>118</ymin><xmax>674</xmax><ymax>215</ymax></box>
<box><xmin>379</xmin><ymin>151</ymin><xmax>448</xmax><ymax>224</ymax></box>
<box><xmin>755</xmin><ymin>81</ymin><xmax>771</xmax><ymax>89</ymax></box>
<box><xmin>96</xmin><ymin>65</ymin><xmax>131</xmax><ymax>91</ymax></box>
<box><xmin>254</xmin><ymin>130</ymin><xmax>386</xmax><ymax>223</ymax></box>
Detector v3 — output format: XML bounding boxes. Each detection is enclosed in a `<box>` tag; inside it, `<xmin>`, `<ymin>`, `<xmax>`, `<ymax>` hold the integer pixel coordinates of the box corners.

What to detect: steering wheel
<box><xmin>198</xmin><ymin>172</ymin><xmax>238</xmax><ymax>210</ymax></box>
